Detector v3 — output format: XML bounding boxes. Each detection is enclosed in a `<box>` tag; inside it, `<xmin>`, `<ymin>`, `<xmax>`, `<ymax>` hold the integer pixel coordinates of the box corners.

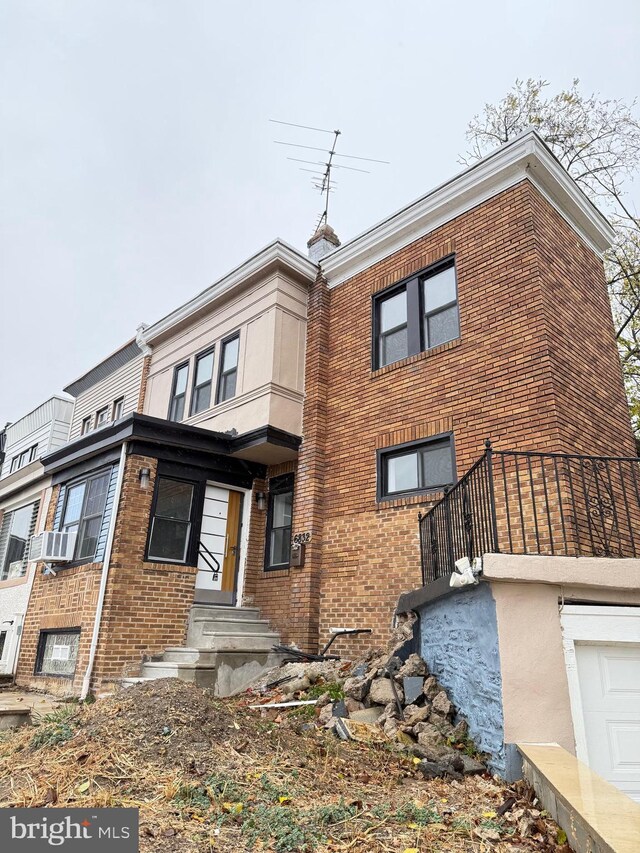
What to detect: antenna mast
<box><xmin>270</xmin><ymin>119</ymin><xmax>389</xmax><ymax>236</ymax></box>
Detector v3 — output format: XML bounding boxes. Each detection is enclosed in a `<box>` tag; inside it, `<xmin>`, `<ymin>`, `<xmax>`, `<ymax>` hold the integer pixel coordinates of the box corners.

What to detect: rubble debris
<box><xmin>246</xmin><ymin>618</ymin><xmax>491</xmax><ymax>781</ymax></box>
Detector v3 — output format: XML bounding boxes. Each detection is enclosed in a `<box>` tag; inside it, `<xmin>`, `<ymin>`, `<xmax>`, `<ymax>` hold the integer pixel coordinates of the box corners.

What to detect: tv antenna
<box><xmin>270</xmin><ymin>119</ymin><xmax>389</xmax><ymax>233</ymax></box>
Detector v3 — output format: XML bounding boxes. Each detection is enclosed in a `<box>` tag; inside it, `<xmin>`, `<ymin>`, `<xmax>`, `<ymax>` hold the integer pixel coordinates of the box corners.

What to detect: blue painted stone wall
<box><xmin>417</xmin><ymin>582</ymin><xmax>506</xmax><ymax>776</ymax></box>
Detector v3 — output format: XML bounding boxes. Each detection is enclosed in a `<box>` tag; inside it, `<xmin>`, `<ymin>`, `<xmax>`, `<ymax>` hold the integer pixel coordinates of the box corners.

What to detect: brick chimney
<box><xmin>307</xmin><ymin>223</ymin><xmax>340</xmax><ymax>262</ymax></box>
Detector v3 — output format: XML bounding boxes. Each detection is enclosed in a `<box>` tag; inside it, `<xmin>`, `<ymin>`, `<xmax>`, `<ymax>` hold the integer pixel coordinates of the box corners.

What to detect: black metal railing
<box><xmin>419</xmin><ymin>441</ymin><xmax>640</xmax><ymax>584</ymax></box>
<box><xmin>198</xmin><ymin>539</ymin><xmax>221</xmax><ymax>581</ymax></box>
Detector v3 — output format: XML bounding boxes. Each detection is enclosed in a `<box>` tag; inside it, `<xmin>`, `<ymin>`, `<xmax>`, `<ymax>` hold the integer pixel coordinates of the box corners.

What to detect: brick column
<box><xmin>288</xmin><ymin>269</ymin><xmax>330</xmax><ymax>652</ymax></box>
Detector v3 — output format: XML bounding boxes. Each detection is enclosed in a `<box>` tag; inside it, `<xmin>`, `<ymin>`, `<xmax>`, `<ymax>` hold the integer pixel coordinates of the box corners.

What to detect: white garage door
<box><xmin>561</xmin><ymin>606</ymin><xmax>640</xmax><ymax>803</ymax></box>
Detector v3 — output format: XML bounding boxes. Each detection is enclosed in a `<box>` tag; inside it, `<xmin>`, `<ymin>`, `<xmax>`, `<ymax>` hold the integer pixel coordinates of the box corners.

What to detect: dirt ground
<box><xmin>0</xmin><ymin>679</ymin><xmax>571</xmax><ymax>852</ymax></box>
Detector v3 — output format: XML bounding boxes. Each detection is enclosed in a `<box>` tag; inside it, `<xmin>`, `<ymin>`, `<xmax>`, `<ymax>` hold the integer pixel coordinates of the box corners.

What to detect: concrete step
<box><xmin>162</xmin><ymin>647</ymin><xmax>220</xmax><ymax>665</ymax></box>
<box><xmin>190</xmin><ymin>631</ymin><xmax>280</xmax><ymax>653</ymax></box>
<box><xmin>138</xmin><ymin>648</ymin><xmax>286</xmax><ymax>694</ymax></box>
<box><xmin>186</xmin><ymin>619</ymin><xmax>276</xmax><ymax>648</ymax></box>
<box><xmin>189</xmin><ymin>604</ymin><xmax>261</xmax><ymax>622</ymax></box>
<box><xmin>192</xmin><ymin>616</ymin><xmax>273</xmax><ymax>634</ymax></box>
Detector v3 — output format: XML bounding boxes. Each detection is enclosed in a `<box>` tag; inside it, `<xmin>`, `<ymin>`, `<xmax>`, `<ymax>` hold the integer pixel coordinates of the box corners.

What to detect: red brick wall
<box><xmin>252</xmin><ymin>179</ymin><xmax>635</xmax><ymax>654</ymax></box>
<box><xmin>16</xmin><ymin>455</ymin><xmax>197</xmax><ymax>694</ymax></box>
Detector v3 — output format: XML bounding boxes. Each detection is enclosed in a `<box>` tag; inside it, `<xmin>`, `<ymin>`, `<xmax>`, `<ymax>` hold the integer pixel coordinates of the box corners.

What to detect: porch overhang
<box><xmin>41</xmin><ymin>413</ymin><xmax>299</xmax><ymax>482</ymax></box>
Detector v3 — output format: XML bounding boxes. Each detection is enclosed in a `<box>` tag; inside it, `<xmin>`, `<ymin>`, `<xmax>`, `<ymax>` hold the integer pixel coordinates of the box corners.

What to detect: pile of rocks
<box><xmin>316</xmin><ymin>648</ymin><xmax>486</xmax><ymax>779</ymax></box>
<box><xmin>251</xmin><ymin>616</ymin><xmax>487</xmax><ymax>781</ymax></box>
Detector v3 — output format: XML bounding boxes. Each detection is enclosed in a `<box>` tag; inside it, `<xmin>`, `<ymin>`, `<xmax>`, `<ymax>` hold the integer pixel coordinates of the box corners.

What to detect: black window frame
<box><xmin>58</xmin><ymin>467</ymin><xmax>112</xmax><ymax>565</ymax></box>
<box><xmin>144</xmin><ymin>474</ymin><xmax>204</xmax><ymax>566</ymax></box>
<box><xmin>377</xmin><ymin>432</ymin><xmax>456</xmax><ymax>502</ymax></box>
<box><xmin>168</xmin><ymin>361</ymin><xmax>190</xmax><ymax>422</ymax></box>
<box><xmin>216</xmin><ymin>333</ymin><xmax>240</xmax><ymax>404</ymax></box>
<box><xmin>264</xmin><ymin>473</ymin><xmax>294</xmax><ymax>571</ymax></box>
<box><xmin>34</xmin><ymin>628</ymin><xmax>81</xmax><ymax>679</ymax></box>
<box><xmin>372</xmin><ymin>256</ymin><xmax>459</xmax><ymax>370</ymax></box>
<box><xmin>190</xmin><ymin>346</ymin><xmax>216</xmax><ymax>416</ymax></box>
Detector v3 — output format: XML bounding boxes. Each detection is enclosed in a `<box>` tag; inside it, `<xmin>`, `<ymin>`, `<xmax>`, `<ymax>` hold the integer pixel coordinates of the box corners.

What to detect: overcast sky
<box><xmin>1</xmin><ymin>0</ymin><xmax>639</xmax><ymax>427</ymax></box>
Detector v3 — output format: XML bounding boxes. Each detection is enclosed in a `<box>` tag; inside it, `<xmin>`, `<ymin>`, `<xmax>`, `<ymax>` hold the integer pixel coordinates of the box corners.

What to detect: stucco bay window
<box><xmin>378</xmin><ymin>434</ymin><xmax>455</xmax><ymax>501</ymax></box>
<box><xmin>373</xmin><ymin>257</ymin><xmax>459</xmax><ymax>369</ymax></box>
<box><xmin>147</xmin><ymin>476</ymin><xmax>198</xmax><ymax>563</ymax></box>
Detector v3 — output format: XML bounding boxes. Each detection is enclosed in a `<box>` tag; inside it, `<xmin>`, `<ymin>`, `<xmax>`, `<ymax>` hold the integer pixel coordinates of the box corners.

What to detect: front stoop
<box><xmin>122</xmin><ymin>604</ymin><xmax>284</xmax><ymax>697</ymax></box>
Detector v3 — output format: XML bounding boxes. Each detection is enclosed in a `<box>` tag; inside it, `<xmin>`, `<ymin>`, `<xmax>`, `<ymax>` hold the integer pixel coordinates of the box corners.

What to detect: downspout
<box><xmin>80</xmin><ymin>442</ymin><xmax>127</xmax><ymax>700</ymax></box>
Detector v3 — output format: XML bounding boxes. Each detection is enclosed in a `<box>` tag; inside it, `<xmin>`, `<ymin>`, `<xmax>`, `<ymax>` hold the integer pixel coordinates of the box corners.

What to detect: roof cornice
<box><xmin>320</xmin><ymin>130</ymin><xmax>615</xmax><ymax>289</ymax></box>
<box><xmin>141</xmin><ymin>240</ymin><xmax>317</xmax><ymax>345</ymax></box>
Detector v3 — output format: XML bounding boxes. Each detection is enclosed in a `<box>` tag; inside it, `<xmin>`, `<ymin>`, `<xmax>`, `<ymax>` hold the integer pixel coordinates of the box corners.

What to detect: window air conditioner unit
<box><xmin>29</xmin><ymin>531</ymin><xmax>77</xmax><ymax>563</ymax></box>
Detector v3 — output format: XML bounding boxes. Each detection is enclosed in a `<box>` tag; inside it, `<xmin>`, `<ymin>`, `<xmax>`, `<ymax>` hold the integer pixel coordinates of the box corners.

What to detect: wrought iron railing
<box><xmin>198</xmin><ymin>539</ymin><xmax>221</xmax><ymax>581</ymax></box>
<box><xmin>418</xmin><ymin>441</ymin><xmax>640</xmax><ymax>584</ymax></box>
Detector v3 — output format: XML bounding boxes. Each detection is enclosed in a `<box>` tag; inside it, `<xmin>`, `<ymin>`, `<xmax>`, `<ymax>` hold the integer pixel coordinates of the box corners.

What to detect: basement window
<box><xmin>378</xmin><ymin>434</ymin><xmax>455</xmax><ymax>501</ymax></box>
<box><xmin>373</xmin><ymin>257</ymin><xmax>459</xmax><ymax>369</ymax></box>
<box><xmin>35</xmin><ymin>629</ymin><xmax>80</xmax><ymax>678</ymax></box>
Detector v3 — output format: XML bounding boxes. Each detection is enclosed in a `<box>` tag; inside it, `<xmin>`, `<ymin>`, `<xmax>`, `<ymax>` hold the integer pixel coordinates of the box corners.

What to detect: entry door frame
<box><xmin>200</xmin><ymin>480</ymin><xmax>252</xmax><ymax>608</ymax></box>
<box><xmin>560</xmin><ymin>604</ymin><xmax>640</xmax><ymax>762</ymax></box>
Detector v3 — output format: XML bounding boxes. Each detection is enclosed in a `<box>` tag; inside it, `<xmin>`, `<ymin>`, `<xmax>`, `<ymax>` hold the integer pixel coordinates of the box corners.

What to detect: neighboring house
<box><xmin>11</xmin><ymin>131</ymin><xmax>640</xmax><ymax>798</ymax></box>
<box><xmin>63</xmin><ymin>338</ymin><xmax>148</xmax><ymax>439</ymax></box>
<box><xmin>15</xmin><ymin>241</ymin><xmax>315</xmax><ymax>696</ymax></box>
<box><xmin>0</xmin><ymin>396</ymin><xmax>73</xmax><ymax>675</ymax></box>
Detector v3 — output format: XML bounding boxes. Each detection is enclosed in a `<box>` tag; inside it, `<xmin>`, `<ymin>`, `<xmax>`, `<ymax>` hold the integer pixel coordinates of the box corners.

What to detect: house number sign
<box><xmin>293</xmin><ymin>532</ymin><xmax>311</xmax><ymax>545</ymax></box>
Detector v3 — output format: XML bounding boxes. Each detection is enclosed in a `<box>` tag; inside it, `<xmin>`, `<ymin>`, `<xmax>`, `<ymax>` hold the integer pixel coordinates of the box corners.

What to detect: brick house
<box><xmin>12</xmin><ymin>131</ymin><xmax>639</xmax><ymax>725</ymax></box>
<box><xmin>15</xmin><ymin>242</ymin><xmax>315</xmax><ymax>695</ymax></box>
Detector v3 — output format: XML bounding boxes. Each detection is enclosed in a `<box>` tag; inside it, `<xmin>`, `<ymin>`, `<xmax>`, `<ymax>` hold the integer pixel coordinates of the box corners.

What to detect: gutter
<box><xmin>79</xmin><ymin>442</ymin><xmax>127</xmax><ymax>700</ymax></box>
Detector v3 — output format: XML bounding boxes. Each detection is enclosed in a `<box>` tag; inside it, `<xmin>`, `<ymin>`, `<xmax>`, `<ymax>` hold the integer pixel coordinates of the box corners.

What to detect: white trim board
<box><xmin>560</xmin><ymin>604</ymin><xmax>640</xmax><ymax>763</ymax></box>
<box><xmin>320</xmin><ymin>130</ymin><xmax>615</xmax><ymax>289</ymax></box>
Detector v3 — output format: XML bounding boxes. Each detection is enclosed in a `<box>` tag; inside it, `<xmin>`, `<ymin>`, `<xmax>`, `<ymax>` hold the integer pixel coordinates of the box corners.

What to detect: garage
<box><xmin>561</xmin><ymin>605</ymin><xmax>640</xmax><ymax>802</ymax></box>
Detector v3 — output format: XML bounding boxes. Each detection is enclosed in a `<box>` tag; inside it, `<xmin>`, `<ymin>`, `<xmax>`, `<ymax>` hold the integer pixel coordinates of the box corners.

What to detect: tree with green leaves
<box><xmin>462</xmin><ymin>79</ymin><xmax>640</xmax><ymax>434</ymax></box>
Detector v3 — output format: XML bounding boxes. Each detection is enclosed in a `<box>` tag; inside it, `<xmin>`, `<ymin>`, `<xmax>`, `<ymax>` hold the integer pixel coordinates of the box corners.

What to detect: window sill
<box><xmin>371</xmin><ymin>337</ymin><xmax>461</xmax><ymax>378</ymax></box>
<box><xmin>264</xmin><ymin>565</ymin><xmax>291</xmax><ymax>576</ymax></box>
<box><xmin>376</xmin><ymin>489</ymin><xmax>446</xmax><ymax>510</ymax></box>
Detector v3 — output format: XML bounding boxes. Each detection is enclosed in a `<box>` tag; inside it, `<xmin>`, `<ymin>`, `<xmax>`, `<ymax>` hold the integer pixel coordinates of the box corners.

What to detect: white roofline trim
<box><xmin>320</xmin><ymin>131</ymin><xmax>615</xmax><ymax>289</ymax></box>
<box><xmin>141</xmin><ymin>240</ymin><xmax>317</xmax><ymax>345</ymax></box>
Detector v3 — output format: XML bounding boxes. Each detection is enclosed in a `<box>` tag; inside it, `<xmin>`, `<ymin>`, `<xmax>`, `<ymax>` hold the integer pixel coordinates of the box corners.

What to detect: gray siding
<box><xmin>1</xmin><ymin>397</ymin><xmax>73</xmax><ymax>479</ymax></box>
<box><xmin>69</xmin><ymin>356</ymin><xmax>145</xmax><ymax>440</ymax></box>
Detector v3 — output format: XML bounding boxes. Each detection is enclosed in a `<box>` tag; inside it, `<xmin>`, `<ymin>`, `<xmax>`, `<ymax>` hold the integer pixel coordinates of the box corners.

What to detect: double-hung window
<box><xmin>0</xmin><ymin>500</ymin><xmax>40</xmax><ymax>580</ymax></box>
<box><xmin>112</xmin><ymin>397</ymin><xmax>124</xmax><ymax>420</ymax></box>
<box><xmin>190</xmin><ymin>348</ymin><xmax>215</xmax><ymax>415</ymax></box>
<box><xmin>169</xmin><ymin>363</ymin><xmax>189</xmax><ymax>421</ymax></box>
<box><xmin>61</xmin><ymin>470</ymin><xmax>111</xmax><ymax>561</ymax></box>
<box><xmin>81</xmin><ymin>416</ymin><xmax>92</xmax><ymax>435</ymax></box>
<box><xmin>265</xmin><ymin>474</ymin><xmax>293</xmax><ymax>570</ymax></box>
<box><xmin>216</xmin><ymin>334</ymin><xmax>239</xmax><ymax>403</ymax></box>
<box><xmin>147</xmin><ymin>477</ymin><xmax>196</xmax><ymax>563</ymax></box>
<box><xmin>373</xmin><ymin>258</ymin><xmax>459</xmax><ymax>369</ymax></box>
<box><xmin>95</xmin><ymin>406</ymin><xmax>109</xmax><ymax>428</ymax></box>
<box><xmin>9</xmin><ymin>445</ymin><xmax>38</xmax><ymax>473</ymax></box>
<box><xmin>378</xmin><ymin>435</ymin><xmax>455</xmax><ymax>501</ymax></box>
